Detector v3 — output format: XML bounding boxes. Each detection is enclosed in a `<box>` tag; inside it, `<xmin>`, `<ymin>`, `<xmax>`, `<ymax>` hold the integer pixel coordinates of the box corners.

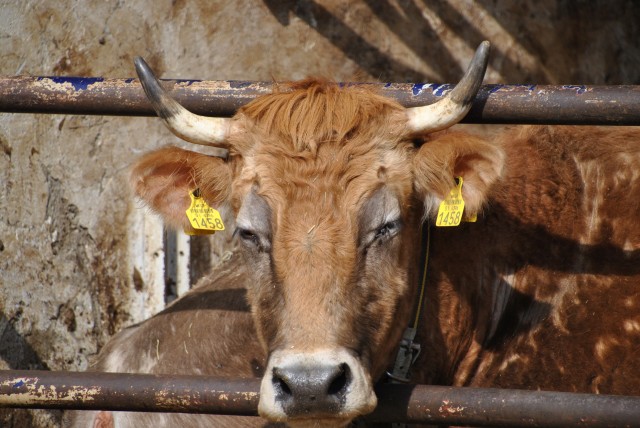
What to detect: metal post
<box><xmin>2</xmin><ymin>370</ymin><xmax>640</xmax><ymax>427</ymax></box>
<box><xmin>1</xmin><ymin>76</ymin><xmax>640</xmax><ymax>125</ymax></box>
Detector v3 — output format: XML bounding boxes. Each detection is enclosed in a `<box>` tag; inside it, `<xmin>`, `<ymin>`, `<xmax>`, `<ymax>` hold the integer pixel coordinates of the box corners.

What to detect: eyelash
<box><xmin>236</xmin><ymin>228</ymin><xmax>260</xmax><ymax>246</ymax></box>
<box><xmin>374</xmin><ymin>220</ymin><xmax>400</xmax><ymax>241</ymax></box>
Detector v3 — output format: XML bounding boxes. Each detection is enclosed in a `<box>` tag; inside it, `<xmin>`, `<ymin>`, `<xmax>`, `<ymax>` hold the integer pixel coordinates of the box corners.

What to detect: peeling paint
<box><xmin>412</xmin><ymin>83</ymin><xmax>426</xmax><ymax>96</ymax></box>
<box><xmin>175</xmin><ymin>79</ymin><xmax>202</xmax><ymax>87</ymax></box>
<box><xmin>38</xmin><ymin>76</ymin><xmax>105</xmax><ymax>91</ymax></box>
<box><xmin>229</xmin><ymin>80</ymin><xmax>253</xmax><ymax>89</ymax></box>
<box><xmin>562</xmin><ymin>84</ymin><xmax>588</xmax><ymax>94</ymax></box>
<box><xmin>432</xmin><ymin>84</ymin><xmax>453</xmax><ymax>96</ymax></box>
<box><xmin>488</xmin><ymin>84</ymin><xmax>537</xmax><ymax>94</ymax></box>
<box><xmin>438</xmin><ymin>399</ymin><xmax>465</xmax><ymax>415</ymax></box>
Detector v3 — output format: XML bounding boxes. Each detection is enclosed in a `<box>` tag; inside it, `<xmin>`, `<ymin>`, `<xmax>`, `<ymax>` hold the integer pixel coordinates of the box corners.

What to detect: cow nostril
<box><xmin>272</xmin><ymin>368</ymin><xmax>292</xmax><ymax>397</ymax></box>
<box><xmin>328</xmin><ymin>363</ymin><xmax>350</xmax><ymax>397</ymax></box>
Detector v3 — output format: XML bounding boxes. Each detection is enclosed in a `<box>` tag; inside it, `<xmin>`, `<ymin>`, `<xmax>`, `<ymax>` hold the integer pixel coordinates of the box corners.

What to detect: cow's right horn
<box><xmin>406</xmin><ymin>41</ymin><xmax>490</xmax><ymax>134</ymax></box>
<box><xmin>134</xmin><ymin>57</ymin><xmax>231</xmax><ymax>148</ymax></box>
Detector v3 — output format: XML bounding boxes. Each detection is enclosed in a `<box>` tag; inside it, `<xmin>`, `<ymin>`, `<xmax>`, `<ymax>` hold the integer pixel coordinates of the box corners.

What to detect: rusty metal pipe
<box><xmin>1</xmin><ymin>76</ymin><xmax>640</xmax><ymax>125</ymax></box>
<box><xmin>0</xmin><ymin>370</ymin><xmax>260</xmax><ymax>416</ymax></box>
<box><xmin>371</xmin><ymin>383</ymin><xmax>640</xmax><ymax>427</ymax></box>
<box><xmin>2</xmin><ymin>370</ymin><xmax>640</xmax><ymax>426</ymax></box>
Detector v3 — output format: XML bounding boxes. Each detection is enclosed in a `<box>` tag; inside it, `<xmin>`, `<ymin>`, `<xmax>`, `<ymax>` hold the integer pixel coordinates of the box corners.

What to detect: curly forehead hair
<box><xmin>237</xmin><ymin>78</ymin><xmax>405</xmax><ymax>153</ymax></box>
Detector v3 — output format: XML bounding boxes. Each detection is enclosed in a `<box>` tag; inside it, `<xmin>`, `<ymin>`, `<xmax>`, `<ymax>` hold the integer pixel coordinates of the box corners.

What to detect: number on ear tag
<box><xmin>436</xmin><ymin>177</ymin><xmax>471</xmax><ymax>227</ymax></box>
<box><xmin>185</xmin><ymin>190</ymin><xmax>225</xmax><ymax>235</ymax></box>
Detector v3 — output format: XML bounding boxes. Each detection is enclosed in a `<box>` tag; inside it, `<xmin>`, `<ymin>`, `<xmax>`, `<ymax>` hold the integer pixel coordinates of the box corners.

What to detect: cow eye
<box><xmin>236</xmin><ymin>228</ymin><xmax>260</xmax><ymax>246</ymax></box>
<box><xmin>374</xmin><ymin>220</ymin><xmax>400</xmax><ymax>241</ymax></box>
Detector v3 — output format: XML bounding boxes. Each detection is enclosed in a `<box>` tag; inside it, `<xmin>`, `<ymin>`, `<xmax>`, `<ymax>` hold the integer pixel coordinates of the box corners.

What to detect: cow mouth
<box><xmin>283</xmin><ymin>416</ymin><xmax>354</xmax><ymax>428</ymax></box>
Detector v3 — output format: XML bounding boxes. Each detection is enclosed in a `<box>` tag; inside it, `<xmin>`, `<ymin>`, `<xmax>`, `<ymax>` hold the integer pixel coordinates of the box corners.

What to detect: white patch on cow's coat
<box><xmin>103</xmin><ymin>346</ymin><xmax>158</xmax><ymax>375</ymax></box>
<box><xmin>595</xmin><ymin>339</ymin><xmax>607</xmax><ymax>360</ymax></box>
<box><xmin>113</xmin><ymin>412</ymin><xmax>171</xmax><ymax>428</ymax></box>
<box><xmin>421</xmin><ymin>195</ymin><xmax>443</xmax><ymax>222</ymax></box>
<box><xmin>595</xmin><ymin>336</ymin><xmax>620</xmax><ymax>362</ymax></box>
<box><xmin>140</xmin><ymin>350</ymin><xmax>158</xmax><ymax>373</ymax></box>
<box><xmin>623</xmin><ymin>319</ymin><xmax>640</xmax><ymax>334</ymax></box>
<box><xmin>591</xmin><ymin>375</ymin><xmax>604</xmax><ymax>394</ymax></box>
<box><xmin>498</xmin><ymin>353</ymin><xmax>523</xmax><ymax>372</ymax></box>
<box><xmin>102</xmin><ymin>350</ymin><xmax>127</xmax><ymax>372</ymax></box>
<box><xmin>622</xmin><ymin>238</ymin><xmax>639</xmax><ymax>254</ymax></box>
<box><xmin>575</xmin><ymin>157</ymin><xmax>603</xmax><ymax>245</ymax></box>
<box><xmin>549</xmin><ymin>278</ymin><xmax>577</xmax><ymax>335</ymax></box>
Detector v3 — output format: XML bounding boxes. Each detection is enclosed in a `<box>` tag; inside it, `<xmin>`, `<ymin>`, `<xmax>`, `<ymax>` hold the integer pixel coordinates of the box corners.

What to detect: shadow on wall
<box><xmin>0</xmin><ymin>313</ymin><xmax>48</xmax><ymax>370</ymax></box>
<box><xmin>264</xmin><ymin>0</ymin><xmax>426</xmax><ymax>81</ymax></box>
<box><xmin>264</xmin><ymin>0</ymin><xmax>640</xmax><ymax>84</ymax></box>
<box><xmin>0</xmin><ymin>312</ymin><xmax>58</xmax><ymax>426</ymax></box>
<box><xmin>262</xmin><ymin>0</ymin><xmax>538</xmax><ymax>82</ymax></box>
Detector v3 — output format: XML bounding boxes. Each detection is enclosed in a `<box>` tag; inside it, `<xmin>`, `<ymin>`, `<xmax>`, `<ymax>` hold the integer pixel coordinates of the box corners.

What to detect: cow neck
<box><xmin>386</xmin><ymin>223</ymin><xmax>430</xmax><ymax>384</ymax></box>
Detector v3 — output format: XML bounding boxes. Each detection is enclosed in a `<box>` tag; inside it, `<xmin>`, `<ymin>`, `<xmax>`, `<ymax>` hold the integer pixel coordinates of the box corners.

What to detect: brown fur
<box><xmin>235</xmin><ymin>82</ymin><xmax>420</xmax><ymax>376</ymax></box>
<box><xmin>233</xmin><ymin>78</ymin><xmax>405</xmax><ymax>154</ymax></box>
<box><xmin>65</xmin><ymin>253</ymin><xmax>271</xmax><ymax>427</ymax></box>
<box><xmin>70</xmin><ymin>80</ymin><xmax>640</xmax><ymax>426</ymax></box>
<box><xmin>415</xmin><ymin>125</ymin><xmax>640</xmax><ymax>396</ymax></box>
<box><xmin>130</xmin><ymin>147</ymin><xmax>231</xmax><ymax>231</ymax></box>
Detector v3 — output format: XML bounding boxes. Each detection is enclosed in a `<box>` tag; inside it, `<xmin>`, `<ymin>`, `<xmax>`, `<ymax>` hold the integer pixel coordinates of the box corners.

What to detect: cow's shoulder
<box><xmin>93</xmin><ymin>251</ymin><xmax>264</xmax><ymax>377</ymax></box>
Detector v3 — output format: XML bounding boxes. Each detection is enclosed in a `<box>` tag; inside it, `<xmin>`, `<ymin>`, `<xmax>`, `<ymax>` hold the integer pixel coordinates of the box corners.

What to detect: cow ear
<box><xmin>130</xmin><ymin>146</ymin><xmax>232</xmax><ymax>229</ymax></box>
<box><xmin>413</xmin><ymin>132</ymin><xmax>504</xmax><ymax>220</ymax></box>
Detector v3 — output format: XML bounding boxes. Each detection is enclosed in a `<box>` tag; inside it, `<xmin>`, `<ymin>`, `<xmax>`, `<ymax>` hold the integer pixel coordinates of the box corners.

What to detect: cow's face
<box><xmin>131</xmin><ymin>43</ymin><xmax>502</xmax><ymax>426</ymax></box>
<box><xmin>229</xmin><ymin>92</ymin><xmax>419</xmax><ymax>425</ymax></box>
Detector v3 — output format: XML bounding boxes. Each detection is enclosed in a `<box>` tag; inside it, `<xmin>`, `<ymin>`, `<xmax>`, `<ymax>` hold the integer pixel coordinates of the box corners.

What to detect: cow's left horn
<box><xmin>406</xmin><ymin>41</ymin><xmax>490</xmax><ymax>134</ymax></box>
<box><xmin>134</xmin><ymin>57</ymin><xmax>231</xmax><ymax>148</ymax></box>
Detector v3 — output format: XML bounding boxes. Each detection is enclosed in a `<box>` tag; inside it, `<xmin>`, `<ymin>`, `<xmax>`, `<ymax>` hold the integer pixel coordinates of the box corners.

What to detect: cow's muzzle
<box><xmin>258</xmin><ymin>348</ymin><xmax>377</xmax><ymax>424</ymax></box>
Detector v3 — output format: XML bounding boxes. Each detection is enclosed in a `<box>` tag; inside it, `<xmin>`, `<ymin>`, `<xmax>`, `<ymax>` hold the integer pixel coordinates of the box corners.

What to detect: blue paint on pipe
<box><xmin>433</xmin><ymin>84</ymin><xmax>453</xmax><ymax>97</ymax></box>
<box><xmin>13</xmin><ymin>380</ymin><xmax>24</xmax><ymax>388</ymax></box>
<box><xmin>229</xmin><ymin>81</ymin><xmax>253</xmax><ymax>89</ymax></box>
<box><xmin>412</xmin><ymin>83</ymin><xmax>426</xmax><ymax>96</ymax></box>
<box><xmin>37</xmin><ymin>76</ymin><xmax>105</xmax><ymax>91</ymax></box>
<box><xmin>562</xmin><ymin>85</ymin><xmax>587</xmax><ymax>94</ymax></box>
<box><xmin>410</xmin><ymin>83</ymin><xmax>451</xmax><ymax>97</ymax></box>
<box><xmin>487</xmin><ymin>84</ymin><xmax>537</xmax><ymax>94</ymax></box>
<box><xmin>429</xmin><ymin>83</ymin><xmax>441</xmax><ymax>95</ymax></box>
<box><xmin>174</xmin><ymin>79</ymin><xmax>202</xmax><ymax>86</ymax></box>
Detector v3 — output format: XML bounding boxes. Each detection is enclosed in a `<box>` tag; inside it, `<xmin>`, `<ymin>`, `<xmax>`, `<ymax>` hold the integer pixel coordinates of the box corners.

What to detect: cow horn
<box><xmin>406</xmin><ymin>41</ymin><xmax>490</xmax><ymax>134</ymax></box>
<box><xmin>134</xmin><ymin>57</ymin><xmax>231</xmax><ymax>148</ymax></box>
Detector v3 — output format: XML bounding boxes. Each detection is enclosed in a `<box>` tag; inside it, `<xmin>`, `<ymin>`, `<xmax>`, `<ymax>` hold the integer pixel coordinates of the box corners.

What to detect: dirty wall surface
<box><xmin>1</xmin><ymin>1</ymin><xmax>639</xmax><ymax>426</ymax></box>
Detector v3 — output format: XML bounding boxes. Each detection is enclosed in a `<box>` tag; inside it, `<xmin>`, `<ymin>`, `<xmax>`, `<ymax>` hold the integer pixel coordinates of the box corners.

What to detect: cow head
<box><xmin>131</xmin><ymin>42</ymin><xmax>503</xmax><ymax>427</ymax></box>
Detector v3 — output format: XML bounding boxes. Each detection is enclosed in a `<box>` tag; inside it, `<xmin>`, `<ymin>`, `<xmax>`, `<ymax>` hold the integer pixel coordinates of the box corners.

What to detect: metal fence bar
<box><xmin>0</xmin><ymin>370</ymin><xmax>259</xmax><ymax>416</ymax></box>
<box><xmin>1</xmin><ymin>370</ymin><xmax>640</xmax><ymax>427</ymax></box>
<box><xmin>1</xmin><ymin>76</ymin><xmax>640</xmax><ymax>125</ymax></box>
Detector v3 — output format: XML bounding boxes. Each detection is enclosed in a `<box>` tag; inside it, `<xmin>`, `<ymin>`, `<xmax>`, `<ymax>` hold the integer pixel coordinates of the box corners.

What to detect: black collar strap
<box><xmin>386</xmin><ymin>224</ymin><xmax>430</xmax><ymax>383</ymax></box>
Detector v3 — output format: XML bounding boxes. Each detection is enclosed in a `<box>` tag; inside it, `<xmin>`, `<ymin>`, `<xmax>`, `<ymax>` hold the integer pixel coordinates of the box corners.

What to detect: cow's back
<box><xmin>64</xmin><ymin>253</ymin><xmax>271</xmax><ymax>427</ymax></box>
<box><xmin>417</xmin><ymin>125</ymin><xmax>640</xmax><ymax>395</ymax></box>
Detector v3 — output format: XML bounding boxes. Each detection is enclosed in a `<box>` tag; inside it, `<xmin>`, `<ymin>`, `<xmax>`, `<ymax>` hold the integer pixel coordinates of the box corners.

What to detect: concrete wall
<box><xmin>1</xmin><ymin>1</ymin><xmax>639</xmax><ymax>426</ymax></box>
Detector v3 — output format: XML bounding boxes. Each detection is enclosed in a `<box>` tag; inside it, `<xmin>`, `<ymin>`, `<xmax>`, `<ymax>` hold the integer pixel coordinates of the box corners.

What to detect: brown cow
<box><xmin>67</xmin><ymin>41</ymin><xmax>640</xmax><ymax>427</ymax></box>
<box><xmin>64</xmin><ymin>252</ymin><xmax>270</xmax><ymax>427</ymax></box>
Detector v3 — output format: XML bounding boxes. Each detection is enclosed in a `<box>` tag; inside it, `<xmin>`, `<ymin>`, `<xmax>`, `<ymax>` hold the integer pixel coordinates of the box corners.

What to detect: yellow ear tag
<box><xmin>435</xmin><ymin>177</ymin><xmax>475</xmax><ymax>227</ymax></box>
<box><xmin>184</xmin><ymin>190</ymin><xmax>225</xmax><ymax>236</ymax></box>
